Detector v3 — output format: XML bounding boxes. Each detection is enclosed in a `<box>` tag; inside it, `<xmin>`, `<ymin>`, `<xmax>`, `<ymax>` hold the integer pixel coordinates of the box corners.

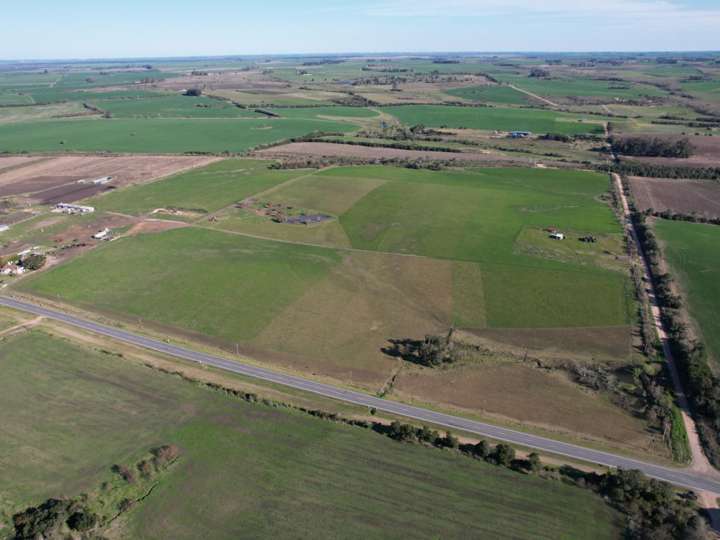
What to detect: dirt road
<box><xmin>613</xmin><ymin>172</ymin><xmax>720</xmax><ymax>527</ymax></box>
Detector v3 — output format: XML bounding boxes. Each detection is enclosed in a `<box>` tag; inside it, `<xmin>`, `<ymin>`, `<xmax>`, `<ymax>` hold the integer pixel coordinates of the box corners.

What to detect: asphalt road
<box><xmin>3</xmin><ymin>294</ymin><xmax>720</xmax><ymax>494</ymax></box>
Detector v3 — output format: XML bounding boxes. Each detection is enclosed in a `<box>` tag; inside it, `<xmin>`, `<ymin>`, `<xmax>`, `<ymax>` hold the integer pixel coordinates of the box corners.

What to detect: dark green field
<box><xmin>0</xmin><ymin>329</ymin><xmax>621</xmax><ymax>539</ymax></box>
<box><xmin>655</xmin><ymin>220</ymin><xmax>720</xmax><ymax>365</ymax></box>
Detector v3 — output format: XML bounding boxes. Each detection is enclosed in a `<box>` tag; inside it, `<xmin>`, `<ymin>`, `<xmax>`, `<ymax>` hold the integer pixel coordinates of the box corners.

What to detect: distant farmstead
<box><xmin>549</xmin><ymin>232</ymin><xmax>566</xmax><ymax>240</ymax></box>
<box><xmin>509</xmin><ymin>131</ymin><xmax>532</xmax><ymax>139</ymax></box>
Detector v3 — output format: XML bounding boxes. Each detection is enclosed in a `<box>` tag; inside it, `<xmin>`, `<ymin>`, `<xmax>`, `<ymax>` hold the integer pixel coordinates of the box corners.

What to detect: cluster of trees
<box><xmin>529</xmin><ymin>68</ymin><xmax>551</xmax><ymax>78</ymax></box>
<box><xmin>12</xmin><ymin>498</ymin><xmax>97</xmax><ymax>540</ymax></box>
<box><xmin>632</xmin><ymin>209</ymin><xmax>720</xmax><ymax>466</ymax></box>
<box><xmin>383</xmin><ymin>330</ymin><xmax>480</xmax><ymax>367</ymax></box>
<box><xmin>608</xmin><ymin>162</ymin><xmax>720</xmax><ymax>181</ymax></box>
<box><xmin>184</xmin><ymin>88</ymin><xmax>202</xmax><ymax>97</ymax></box>
<box><xmin>610</xmin><ymin>136</ymin><xmax>694</xmax><ymax>158</ymax></box>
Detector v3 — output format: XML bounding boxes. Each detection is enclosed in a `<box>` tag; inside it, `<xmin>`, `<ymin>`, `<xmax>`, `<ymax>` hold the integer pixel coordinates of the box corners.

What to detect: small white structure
<box><xmin>0</xmin><ymin>224</ymin><xmax>9</xmax><ymax>233</ymax></box>
<box><xmin>53</xmin><ymin>203</ymin><xmax>95</xmax><ymax>215</ymax></box>
<box><xmin>550</xmin><ymin>232</ymin><xmax>566</xmax><ymax>241</ymax></box>
<box><xmin>92</xmin><ymin>228</ymin><xmax>111</xmax><ymax>240</ymax></box>
<box><xmin>78</xmin><ymin>176</ymin><xmax>113</xmax><ymax>185</ymax></box>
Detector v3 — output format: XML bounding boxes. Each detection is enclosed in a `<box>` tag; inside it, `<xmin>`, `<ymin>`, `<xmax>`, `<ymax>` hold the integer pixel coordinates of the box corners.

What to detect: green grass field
<box><xmin>383</xmin><ymin>105</ymin><xmax>606</xmax><ymax>135</ymax></box>
<box><xmin>655</xmin><ymin>220</ymin><xmax>720</xmax><ymax>365</ymax></box>
<box><xmin>90</xmin><ymin>95</ymin><xmax>264</xmax><ymax>118</ymax></box>
<box><xmin>445</xmin><ymin>85</ymin><xmax>531</xmax><ymax>105</ymax></box>
<box><xmin>24</xmin><ymin>165</ymin><xmax>632</xmax><ymax>356</ymax></box>
<box><xmin>92</xmin><ymin>159</ymin><xmax>305</xmax><ymax>216</ymax></box>
<box><xmin>493</xmin><ymin>75</ymin><xmax>668</xmax><ymax>100</ymax></box>
<box><xmin>0</xmin><ymin>116</ymin><xmax>355</xmax><ymax>154</ymax></box>
<box><xmin>0</xmin><ymin>329</ymin><xmax>621</xmax><ymax>539</ymax></box>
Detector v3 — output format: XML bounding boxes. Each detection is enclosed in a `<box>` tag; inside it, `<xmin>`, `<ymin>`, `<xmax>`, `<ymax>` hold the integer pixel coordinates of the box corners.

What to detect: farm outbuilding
<box><xmin>550</xmin><ymin>232</ymin><xmax>566</xmax><ymax>240</ymax></box>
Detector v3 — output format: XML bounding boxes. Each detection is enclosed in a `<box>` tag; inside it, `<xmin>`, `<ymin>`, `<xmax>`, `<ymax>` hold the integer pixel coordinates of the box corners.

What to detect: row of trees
<box><xmin>607</xmin><ymin>162</ymin><xmax>720</xmax><ymax>180</ymax></box>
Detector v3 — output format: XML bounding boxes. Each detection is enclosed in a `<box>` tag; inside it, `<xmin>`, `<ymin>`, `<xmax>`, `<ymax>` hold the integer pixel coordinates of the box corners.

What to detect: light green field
<box><xmin>655</xmin><ymin>220</ymin><xmax>720</xmax><ymax>365</ymax></box>
<box><xmin>0</xmin><ymin>330</ymin><xmax>621</xmax><ymax>539</ymax></box>
<box><xmin>92</xmin><ymin>159</ymin><xmax>304</xmax><ymax>216</ymax></box>
<box><xmin>0</xmin><ymin>92</ymin><xmax>33</xmax><ymax>105</ymax></box>
<box><xmin>0</xmin><ymin>116</ymin><xmax>355</xmax><ymax>154</ymax></box>
<box><xmin>383</xmin><ymin>105</ymin><xmax>606</xmax><ymax>135</ymax></box>
<box><xmin>90</xmin><ymin>95</ymin><xmax>263</xmax><ymax>118</ymax></box>
<box><xmin>22</xmin><ymin>228</ymin><xmax>341</xmax><ymax>342</ymax></box>
<box><xmin>445</xmin><ymin>85</ymin><xmax>531</xmax><ymax>105</ymax></box>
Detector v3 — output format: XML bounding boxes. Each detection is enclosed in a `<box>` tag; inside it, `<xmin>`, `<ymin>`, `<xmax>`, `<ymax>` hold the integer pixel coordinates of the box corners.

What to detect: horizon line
<box><xmin>1</xmin><ymin>49</ymin><xmax>719</xmax><ymax>65</ymax></box>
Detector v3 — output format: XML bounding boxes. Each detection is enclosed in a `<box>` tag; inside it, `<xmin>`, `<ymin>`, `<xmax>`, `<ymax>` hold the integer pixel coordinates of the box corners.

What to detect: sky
<box><xmin>2</xmin><ymin>0</ymin><xmax>720</xmax><ymax>60</ymax></box>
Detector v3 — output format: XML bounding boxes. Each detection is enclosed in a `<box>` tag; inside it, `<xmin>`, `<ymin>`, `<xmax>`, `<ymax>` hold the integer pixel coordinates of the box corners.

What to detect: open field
<box><xmin>655</xmin><ymin>220</ymin><xmax>720</xmax><ymax>366</ymax></box>
<box><xmin>0</xmin><ymin>117</ymin><xmax>356</xmax><ymax>154</ymax></box>
<box><xmin>630</xmin><ymin>177</ymin><xmax>720</xmax><ymax>218</ymax></box>
<box><xmin>0</xmin><ymin>329</ymin><xmax>621</xmax><ymax>539</ymax></box>
<box><xmin>0</xmin><ymin>154</ymin><xmax>219</xmax><ymax>199</ymax></box>
<box><xmin>383</xmin><ymin>105</ymin><xmax>607</xmax><ymax>135</ymax></box>
<box><xmin>91</xmin><ymin>159</ymin><xmax>303</xmax><ymax>216</ymax></box>
<box><xmin>90</xmin><ymin>95</ymin><xmax>264</xmax><ymax>118</ymax></box>
<box><xmin>445</xmin><ymin>85</ymin><xmax>532</xmax><ymax>105</ymax></box>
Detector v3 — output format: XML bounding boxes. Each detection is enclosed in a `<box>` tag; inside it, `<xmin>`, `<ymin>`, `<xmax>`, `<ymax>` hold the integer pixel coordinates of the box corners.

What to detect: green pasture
<box><xmin>24</xmin><ymin>165</ymin><xmax>631</xmax><ymax>338</ymax></box>
<box><xmin>0</xmin><ymin>116</ymin><xmax>355</xmax><ymax>153</ymax></box>
<box><xmin>91</xmin><ymin>95</ymin><xmax>263</xmax><ymax>118</ymax></box>
<box><xmin>445</xmin><ymin>85</ymin><xmax>531</xmax><ymax>105</ymax></box>
<box><xmin>383</xmin><ymin>105</ymin><xmax>606</xmax><ymax>135</ymax></box>
<box><xmin>92</xmin><ymin>159</ymin><xmax>306</xmax><ymax>215</ymax></box>
<box><xmin>655</xmin><ymin>220</ymin><xmax>720</xmax><ymax>365</ymax></box>
<box><xmin>21</xmin><ymin>228</ymin><xmax>340</xmax><ymax>342</ymax></box>
<box><xmin>0</xmin><ymin>330</ymin><xmax>621</xmax><ymax>539</ymax></box>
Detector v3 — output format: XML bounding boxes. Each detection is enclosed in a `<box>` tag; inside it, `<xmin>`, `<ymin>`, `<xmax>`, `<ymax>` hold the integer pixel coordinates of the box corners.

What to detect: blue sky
<box><xmin>3</xmin><ymin>0</ymin><xmax>719</xmax><ymax>60</ymax></box>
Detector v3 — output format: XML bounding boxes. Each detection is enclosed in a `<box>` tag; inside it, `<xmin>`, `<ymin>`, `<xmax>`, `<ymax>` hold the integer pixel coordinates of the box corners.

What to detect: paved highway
<box><xmin>2</xmin><ymin>295</ymin><xmax>720</xmax><ymax>494</ymax></box>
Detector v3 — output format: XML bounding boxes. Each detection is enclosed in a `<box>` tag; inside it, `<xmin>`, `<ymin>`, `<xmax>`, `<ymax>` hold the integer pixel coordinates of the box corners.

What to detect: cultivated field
<box><xmin>630</xmin><ymin>177</ymin><xmax>720</xmax><ymax>218</ymax></box>
<box><xmin>0</xmin><ymin>155</ymin><xmax>218</xmax><ymax>202</ymax></box>
<box><xmin>0</xmin><ymin>329</ymin><xmax>621</xmax><ymax>539</ymax></box>
<box><xmin>655</xmin><ymin>220</ymin><xmax>720</xmax><ymax>366</ymax></box>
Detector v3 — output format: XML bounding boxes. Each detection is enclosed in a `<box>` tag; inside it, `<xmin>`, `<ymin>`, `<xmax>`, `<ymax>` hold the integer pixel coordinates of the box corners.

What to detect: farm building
<box><xmin>509</xmin><ymin>131</ymin><xmax>532</xmax><ymax>139</ymax></box>
<box><xmin>550</xmin><ymin>232</ymin><xmax>566</xmax><ymax>240</ymax></box>
<box><xmin>53</xmin><ymin>203</ymin><xmax>95</xmax><ymax>215</ymax></box>
<box><xmin>1</xmin><ymin>263</ymin><xmax>25</xmax><ymax>276</ymax></box>
<box><xmin>0</xmin><ymin>224</ymin><xmax>9</xmax><ymax>233</ymax></box>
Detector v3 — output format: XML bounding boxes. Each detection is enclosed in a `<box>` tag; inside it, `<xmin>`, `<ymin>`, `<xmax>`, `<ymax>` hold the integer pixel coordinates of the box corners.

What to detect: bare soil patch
<box><xmin>124</xmin><ymin>220</ymin><xmax>189</xmax><ymax>237</ymax></box>
<box><xmin>0</xmin><ymin>155</ymin><xmax>219</xmax><ymax>200</ymax></box>
<box><xmin>256</xmin><ymin>142</ymin><xmax>528</xmax><ymax>164</ymax></box>
<box><xmin>0</xmin><ymin>156</ymin><xmax>46</xmax><ymax>173</ymax></box>
<box><xmin>630</xmin><ymin>177</ymin><xmax>720</xmax><ymax>217</ymax></box>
